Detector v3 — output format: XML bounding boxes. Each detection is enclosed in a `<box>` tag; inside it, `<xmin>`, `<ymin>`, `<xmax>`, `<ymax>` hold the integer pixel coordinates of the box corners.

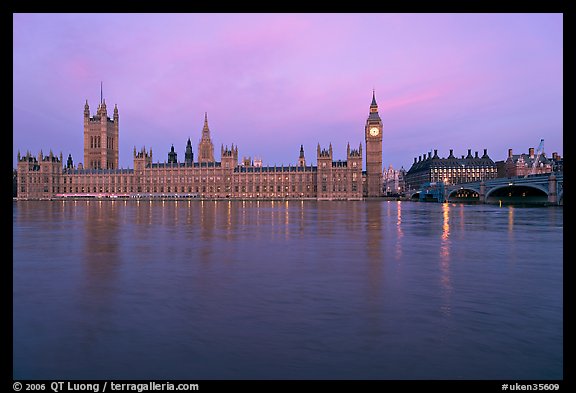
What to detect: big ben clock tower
<box><xmin>365</xmin><ymin>90</ymin><xmax>383</xmax><ymax>197</ymax></box>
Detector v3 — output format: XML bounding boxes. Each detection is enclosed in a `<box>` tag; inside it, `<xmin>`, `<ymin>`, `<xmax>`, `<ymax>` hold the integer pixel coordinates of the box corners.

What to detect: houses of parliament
<box><xmin>16</xmin><ymin>92</ymin><xmax>384</xmax><ymax>200</ymax></box>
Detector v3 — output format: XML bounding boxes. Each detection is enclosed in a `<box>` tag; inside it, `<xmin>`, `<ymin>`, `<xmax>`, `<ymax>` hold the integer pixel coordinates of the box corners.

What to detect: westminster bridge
<box><xmin>409</xmin><ymin>173</ymin><xmax>563</xmax><ymax>205</ymax></box>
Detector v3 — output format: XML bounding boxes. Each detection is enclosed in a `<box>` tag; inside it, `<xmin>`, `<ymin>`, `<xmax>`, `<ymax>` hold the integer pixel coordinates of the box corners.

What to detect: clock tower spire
<box><xmin>365</xmin><ymin>90</ymin><xmax>383</xmax><ymax>197</ymax></box>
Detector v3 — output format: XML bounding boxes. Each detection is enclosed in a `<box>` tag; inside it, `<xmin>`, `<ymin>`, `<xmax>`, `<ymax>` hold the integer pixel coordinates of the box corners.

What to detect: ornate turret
<box><xmin>221</xmin><ymin>143</ymin><xmax>238</xmax><ymax>168</ymax></box>
<box><xmin>99</xmin><ymin>99</ymin><xmax>107</xmax><ymax>115</ymax></box>
<box><xmin>298</xmin><ymin>144</ymin><xmax>306</xmax><ymax>167</ymax></box>
<box><xmin>168</xmin><ymin>144</ymin><xmax>177</xmax><ymax>164</ymax></box>
<box><xmin>185</xmin><ymin>138</ymin><xmax>194</xmax><ymax>165</ymax></box>
<box><xmin>134</xmin><ymin>146</ymin><xmax>152</xmax><ymax>171</ymax></box>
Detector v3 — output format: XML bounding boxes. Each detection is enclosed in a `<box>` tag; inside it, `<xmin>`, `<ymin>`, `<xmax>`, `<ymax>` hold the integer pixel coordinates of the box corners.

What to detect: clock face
<box><xmin>369</xmin><ymin>127</ymin><xmax>380</xmax><ymax>136</ymax></box>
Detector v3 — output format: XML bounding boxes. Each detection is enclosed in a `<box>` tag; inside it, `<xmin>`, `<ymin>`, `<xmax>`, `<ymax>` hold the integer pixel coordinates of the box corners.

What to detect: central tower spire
<box><xmin>198</xmin><ymin>112</ymin><xmax>215</xmax><ymax>163</ymax></box>
<box><xmin>202</xmin><ymin>112</ymin><xmax>210</xmax><ymax>136</ymax></box>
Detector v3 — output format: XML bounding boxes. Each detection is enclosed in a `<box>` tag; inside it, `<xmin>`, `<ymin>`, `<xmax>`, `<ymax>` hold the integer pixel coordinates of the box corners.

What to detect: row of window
<box><xmin>143</xmin><ymin>173</ymin><xmax>317</xmax><ymax>181</ymax></box>
<box><xmin>58</xmin><ymin>185</ymin><xmax>319</xmax><ymax>194</ymax></box>
<box><xmin>320</xmin><ymin>185</ymin><xmax>359</xmax><ymax>192</ymax></box>
<box><xmin>89</xmin><ymin>136</ymin><xmax>115</xmax><ymax>149</ymax></box>
<box><xmin>433</xmin><ymin>168</ymin><xmax>496</xmax><ymax>172</ymax></box>
<box><xmin>61</xmin><ymin>174</ymin><xmax>324</xmax><ymax>185</ymax></box>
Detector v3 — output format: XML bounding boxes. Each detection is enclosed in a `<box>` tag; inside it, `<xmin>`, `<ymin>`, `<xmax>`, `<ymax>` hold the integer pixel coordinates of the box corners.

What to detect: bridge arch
<box><xmin>447</xmin><ymin>187</ymin><xmax>481</xmax><ymax>202</ymax></box>
<box><xmin>485</xmin><ymin>183</ymin><xmax>548</xmax><ymax>205</ymax></box>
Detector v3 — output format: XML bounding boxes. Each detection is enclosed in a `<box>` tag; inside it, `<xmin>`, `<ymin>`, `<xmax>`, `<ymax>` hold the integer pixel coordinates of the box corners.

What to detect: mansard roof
<box><xmin>407</xmin><ymin>155</ymin><xmax>496</xmax><ymax>174</ymax></box>
<box><xmin>507</xmin><ymin>153</ymin><xmax>552</xmax><ymax>167</ymax></box>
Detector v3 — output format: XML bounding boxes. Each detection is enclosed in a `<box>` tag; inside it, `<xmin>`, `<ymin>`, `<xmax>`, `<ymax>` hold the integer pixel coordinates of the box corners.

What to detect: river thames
<box><xmin>13</xmin><ymin>200</ymin><xmax>562</xmax><ymax>379</ymax></box>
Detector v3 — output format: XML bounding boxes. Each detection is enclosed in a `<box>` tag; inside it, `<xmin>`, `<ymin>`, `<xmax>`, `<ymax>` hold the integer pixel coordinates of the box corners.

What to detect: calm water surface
<box><xmin>13</xmin><ymin>200</ymin><xmax>563</xmax><ymax>379</ymax></box>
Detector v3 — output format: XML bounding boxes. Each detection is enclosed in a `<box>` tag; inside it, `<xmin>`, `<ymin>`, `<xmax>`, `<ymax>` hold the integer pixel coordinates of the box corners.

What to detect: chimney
<box><xmin>552</xmin><ymin>152</ymin><xmax>558</xmax><ymax>160</ymax></box>
<box><xmin>448</xmin><ymin>149</ymin><xmax>454</xmax><ymax>158</ymax></box>
<box><xmin>418</xmin><ymin>156</ymin><xmax>421</xmax><ymax>162</ymax></box>
<box><xmin>467</xmin><ymin>149</ymin><xmax>473</xmax><ymax>158</ymax></box>
<box><xmin>433</xmin><ymin>149</ymin><xmax>438</xmax><ymax>158</ymax></box>
<box><xmin>475</xmin><ymin>151</ymin><xmax>479</xmax><ymax>158</ymax></box>
<box><xmin>508</xmin><ymin>148</ymin><xmax>513</xmax><ymax>158</ymax></box>
<box><xmin>414</xmin><ymin>157</ymin><xmax>417</xmax><ymax>164</ymax></box>
<box><xmin>529</xmin><ymin>147</ymin><xmax>535</xmax><ymax>158</ymax></box>
<box><xmin>428</xmin><ymin>152</ymin><xmax>431</xmax><ymax>159</ymax></box>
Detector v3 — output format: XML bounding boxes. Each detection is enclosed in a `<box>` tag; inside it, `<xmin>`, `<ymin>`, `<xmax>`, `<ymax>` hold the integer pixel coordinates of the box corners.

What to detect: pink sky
<box><xmin>13</xmin><ymin>13</ymin><xmax>563</xmax><ymax>170</ymax></box>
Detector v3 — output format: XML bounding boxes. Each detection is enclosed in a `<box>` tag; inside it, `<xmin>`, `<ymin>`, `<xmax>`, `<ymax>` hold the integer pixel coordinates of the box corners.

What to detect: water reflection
<box><xmin>396</xmin><ymin>201</ymin><xmax>403</xmax><ymax>260</ymax></box>
<box><xmin>79</xmin><ymin>200</ymin><xmax>122</xmax><ymax>351</ymax></box>
<box><xmin>365</xmin><ymin>201</ymin><xmax>382</xmax><ymax>261</ymax></box>
<box><xmin>284</xmin><ymin>200</ymin><xmax>290</xmax><ymax>239</ymax></box>
<box><xmin>13</xmin><ymin>200</ymin><xmax>563</xmax><ymax>380</ymax></box>
<box><xmin>508</xmin><ymin>206</ymin><xmax>515</xmax><ymax>234</ymax></box>
<box><xmin>508</xmin><ymin>206</ymin><xmax>516</xmax><ymax>264</ymax></box>
<box><xmin>439</xmin><ymin>203</ymin><xmax>452</xmax><ymax>318</ymax></box>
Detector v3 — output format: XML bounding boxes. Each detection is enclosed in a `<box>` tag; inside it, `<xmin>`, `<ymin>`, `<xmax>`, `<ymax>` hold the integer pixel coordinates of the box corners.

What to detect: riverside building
<box><xmin>17</xmin><ymin>93</ymin><xmax>385</xmax><ymax>200</ymax></box>
<box><xmin>404</xmin><ymin>149</ymin><xmax>497</xmax><ymax>192</ymax></box>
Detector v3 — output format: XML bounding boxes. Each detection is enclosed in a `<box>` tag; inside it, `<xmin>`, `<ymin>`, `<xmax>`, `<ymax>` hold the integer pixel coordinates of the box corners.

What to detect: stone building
<box><xmin>550</xmin><ymin>152</ymin><xmax>563</xmax><ymax>173</ymax></box>
<box><xmin>83</xmin><ymin>99</ymin><xmax>119</xmax><ymax>170</ymax></box>
<box><xmin>495</xmin><ymin>147</ymin><xmax>554</xmax><ymax>178</ymax></box>
<box><xmin>404</xmin><ymin>149</ymin><xmax>497</xmax><ymax>191</ymax></box>
<box><xmin>365</xmin><ymin>91</ymin><xmax>383</xmax><ymax>197</ymax></box>
<box><xmin>17</xmin><ymin>93</ymin><xmax>384</xmax><ymax>200</ymax></box>
<box><xmin>382</xmin><ymin>165</ymin><xmax>406</xmax><ymax>196</ymax></box>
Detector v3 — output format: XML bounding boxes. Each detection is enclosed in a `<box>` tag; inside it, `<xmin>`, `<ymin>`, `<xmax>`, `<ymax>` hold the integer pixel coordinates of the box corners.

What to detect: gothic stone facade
<box><xmin>17</xmin><ymin>94</ymin><xmax>383</xmax><ymax>200</ymax></box>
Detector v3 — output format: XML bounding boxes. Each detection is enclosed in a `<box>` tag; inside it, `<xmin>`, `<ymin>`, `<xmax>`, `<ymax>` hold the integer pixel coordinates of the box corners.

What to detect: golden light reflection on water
<box><xmin>440</xmin><ymin>203</ymin><xmax>452</xmax><ymax>317</ymax></box>
<box><xmin>441</xmin><ymin>203</ymin><xmax>450</xmax><ymax>244</ymax></box>
<box><xmin>300</xmin><ymin>200</ymin><xmax>305</xmax><ymax>234</ymax></box>
<box><xmin>284</xmin><ymin>201</ymin><xmax>289</xmax><ymax>237</ymax></box>
<box><xmin>227</xmin><ymin>200</ymin><xmax>232</xmax><ymax>230</ymax></box>
<box><xmin>396</xmin><ymin>201</ymin><xmax>403</xmax><ymax>260</ymax></box>
<box><xmin>508</xmin><ymin>206</ymin><xmax>515</xmax><ymax>233</ymax></box>
<box><xmin>507</xmin><ymin>206</ymin><xmax>516</xmax><ymax>264</ymax></box>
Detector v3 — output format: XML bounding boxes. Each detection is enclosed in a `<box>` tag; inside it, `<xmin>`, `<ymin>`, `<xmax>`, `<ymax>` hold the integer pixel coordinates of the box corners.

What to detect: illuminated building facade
<box><xmin>495</xmin><ymin>148</ymin><xmax>554</xmax><ymax>178</ymax></box>
<box><xmin>16</xmin><ymin>94</ymin><xmax>385</xmax><ymax>200</ymax></box>
<box><xmin>404</xmin><ymin>149</ymin><xmax>497</xmax><ymax>191</ymax></box>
